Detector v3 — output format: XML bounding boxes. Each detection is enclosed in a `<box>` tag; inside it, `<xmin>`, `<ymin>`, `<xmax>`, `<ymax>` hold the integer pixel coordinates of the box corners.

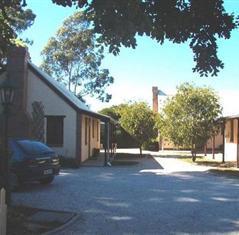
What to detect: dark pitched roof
<box><xmin>223</xmin><ymin>114</ymin><xmax>239</xmax><ymax>120</ymax></box>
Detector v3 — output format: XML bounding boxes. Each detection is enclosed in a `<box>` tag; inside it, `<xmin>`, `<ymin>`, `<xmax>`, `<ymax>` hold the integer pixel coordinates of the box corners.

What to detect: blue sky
<box><xmin>21</xmin><ymin>1</ymin><xmax>239</xmax><ymax>115</ymax></box>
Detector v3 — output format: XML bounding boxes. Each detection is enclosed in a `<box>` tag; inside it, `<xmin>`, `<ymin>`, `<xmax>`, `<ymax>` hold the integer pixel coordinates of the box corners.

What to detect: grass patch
<box><xmin>7</xmin><ymin>206</ymin><xmax>67</xmax><ymax>235</ymax></box>
<box><xmin>208</xmin><ymin>168</ymin><xmax>239</xmax><ymax>178</ymax></box>
<box><xmin>8</xmin><ymin>206</ymin><xmax>39</xmax><ymax>235</ymax></box>
<box><xmin>180</xmin><ymin>157</ymin><xmax>236</xmax><ymax>168</ymax></box>
<box><xmin>111</xmin><ymin>153</ymin><xmax>149</xmax><ymax>166</ymax></box>
<box><xmin>114</xmin><ymin>153</ymin><xmax>147</xmax><ymax>160</ymax></box>
<box><xmin>178</xmin><ymin>156</ymin><xmax>204</xmax><ymax>163</ymax></box>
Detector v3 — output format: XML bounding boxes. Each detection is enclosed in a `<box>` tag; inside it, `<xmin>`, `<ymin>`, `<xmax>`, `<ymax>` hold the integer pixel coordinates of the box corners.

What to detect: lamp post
<box><xmin>0</xmin><ymin>79</ymin><xmax>16</xmax><ymax>205</ymax></box>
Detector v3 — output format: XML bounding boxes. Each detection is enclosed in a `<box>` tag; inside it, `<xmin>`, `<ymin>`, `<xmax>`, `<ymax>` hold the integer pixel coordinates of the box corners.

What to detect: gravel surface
<box><xmin>12</xmin><ymin>154</ymin><xmax>239</xmax><ymax>235</ymax></box>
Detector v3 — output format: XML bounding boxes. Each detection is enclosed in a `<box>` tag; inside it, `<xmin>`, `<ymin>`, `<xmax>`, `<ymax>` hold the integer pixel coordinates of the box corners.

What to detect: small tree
<box><xmin>41</xmin><ymin>11</ymin><xmax>113</xmax><ymax>102</ymax></box>
<box><xmin>157</xmin><ymin>83</ymin><xmax>222</xmax><ymax>161</ymax></box>
<box><xmin>99</xmin><ymin>104</ymin><xmax>138</xmax><ymax>148</ymax></box>
<box><xmin>119</xmin><ymin>102</ymin><xmax>158</xmax><ymax>155</ymax></box>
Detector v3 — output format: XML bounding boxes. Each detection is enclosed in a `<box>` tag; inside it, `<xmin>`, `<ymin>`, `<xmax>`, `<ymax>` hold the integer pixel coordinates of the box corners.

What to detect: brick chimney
<box><xmin>6</xmin><ymin>46</ymin><xmax>31</xmax><ymax>138</ymax></box>
<box><xmin>152</xmin><ymin>86</ymin><xmax>158</xmax><ymax>113</ymax></box>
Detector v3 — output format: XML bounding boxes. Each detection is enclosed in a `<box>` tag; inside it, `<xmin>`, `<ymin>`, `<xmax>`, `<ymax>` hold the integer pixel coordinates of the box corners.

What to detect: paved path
<box><xmin>13</xmin><ymin>153</ymin><xmax>239</xmax><ymax>235</ymax></box>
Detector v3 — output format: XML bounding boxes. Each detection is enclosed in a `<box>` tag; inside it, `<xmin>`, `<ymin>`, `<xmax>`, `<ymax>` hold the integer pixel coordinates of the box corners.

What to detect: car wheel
<box><xmin>10</xmin><ymin>173</ymin><xmax>20</xmax><ymax>192</ymax></box>
<box><xmin>39</xmin><ymin>176</ymin><xmax>54</xmax><ymax>184</ymax></box>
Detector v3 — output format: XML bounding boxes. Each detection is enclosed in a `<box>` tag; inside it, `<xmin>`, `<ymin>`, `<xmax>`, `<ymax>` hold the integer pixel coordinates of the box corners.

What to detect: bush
<box><xmin>142</xmin><ymin>141</ymin><xmax>159</xmax><ymax>151</ymax></box>
<box><xmin>59</xmin><ymin>156</ymin><xmax>80</xmax><ymax>168</ymax></box>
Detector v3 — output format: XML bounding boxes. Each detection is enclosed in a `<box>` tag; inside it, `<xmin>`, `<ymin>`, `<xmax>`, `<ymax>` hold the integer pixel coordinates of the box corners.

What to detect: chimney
<box><xmin>7</xmin><ymin>46</ymin><xmax>30</xmax><ymax>112</ymax></box>
<box><xmin>152</xmin><ymin>86</ymin><xmax>158</xmax><ymax>113</ymax></box>
<box><xmin>6</xmin><ymin>46</ymin><xmax>31</xmax><ymax>138</ymax></box>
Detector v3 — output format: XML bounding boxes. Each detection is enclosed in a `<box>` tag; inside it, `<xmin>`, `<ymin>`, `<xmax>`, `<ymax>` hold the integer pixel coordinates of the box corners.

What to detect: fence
<box><xmin>0</xmin><ymin>188</ymin><xmax>6</xmax><ymax>235</ymax></box>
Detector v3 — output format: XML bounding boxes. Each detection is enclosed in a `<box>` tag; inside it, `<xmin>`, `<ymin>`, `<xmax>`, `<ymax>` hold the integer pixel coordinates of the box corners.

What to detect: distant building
<box><xmin>152</xmin><ymin>86</ymin><xmax>223</xmax><ymax>151</ymax></box>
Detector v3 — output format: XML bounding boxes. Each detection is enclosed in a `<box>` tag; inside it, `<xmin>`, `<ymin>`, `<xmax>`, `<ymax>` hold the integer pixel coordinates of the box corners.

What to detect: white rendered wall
<box><xmin>224</xmin><ymin>119</ymin><xmax>238</xmax><ymax>162</ymax></box>
<box><xmin>224</xmin><ymin>143</ymin><xmax>238</xmax><ymax>161</ymax></box>
<box><xmin>27</xmin><ymin>70</ymin><xmax>77</xmax><ymax>159</ymax></box>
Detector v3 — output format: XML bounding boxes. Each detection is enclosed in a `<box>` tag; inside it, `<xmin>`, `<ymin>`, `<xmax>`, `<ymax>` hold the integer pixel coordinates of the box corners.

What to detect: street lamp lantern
<box><xmin>0</xmin><ymin>79</ymin><xmax>16</xmax><ymax>107</ymax></box>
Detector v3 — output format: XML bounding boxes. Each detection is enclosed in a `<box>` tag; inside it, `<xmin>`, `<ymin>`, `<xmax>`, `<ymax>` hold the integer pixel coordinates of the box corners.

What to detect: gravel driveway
<box><xmin>13</xmin><ymin>153</ymin><xmax>239</xmax><ymax>235</ymax></box>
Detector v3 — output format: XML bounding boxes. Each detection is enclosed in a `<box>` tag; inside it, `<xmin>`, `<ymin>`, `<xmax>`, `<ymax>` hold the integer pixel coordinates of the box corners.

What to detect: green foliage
<box><xmin>52</xmin><ymin>0</ymin><xmax>237</xmax><ymax>77</ymax></box>
<box><xmin>99</xmin><ymin>106</ymin><xmax>121</xmax><ymax>121</ymax></box>
<box><xmin>41</xmin><ymin>11</ymin><xmax>113</xmax><ymax>102</ymax></box>
<box><xmin>157</xmin><ymin>83</ymin><xmax>222</xmax><ymax>152</ymax></box>
<box><xmin>99</xmin><ymin>104</ymin><xmax>128</xmax><ymax>121</ymax></box>
<box><xmin>0</xmin><ymin>0</ymin><xmax>35</xmax><ymax>71</ymax></box>
<box><xmin>99</xmin><ymin>105</ymin><xmax>138</xmax><ymax>148</ymax></box>
<box><xmin>119</xmin><ymin>102</ymin><xmax>158</xmax><ymax>151</ymax></box>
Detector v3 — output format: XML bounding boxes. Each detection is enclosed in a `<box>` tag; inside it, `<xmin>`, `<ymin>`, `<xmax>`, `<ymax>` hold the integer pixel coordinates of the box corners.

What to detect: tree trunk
<box><xmin>191</xmin><ymin>144</ymin><xmax>196</xmax><ymax>162</ymax></box>
<box><xmin>139</xmin><ymin>146</ymin><xmax>142</xmax><ymax>157</ymax></box>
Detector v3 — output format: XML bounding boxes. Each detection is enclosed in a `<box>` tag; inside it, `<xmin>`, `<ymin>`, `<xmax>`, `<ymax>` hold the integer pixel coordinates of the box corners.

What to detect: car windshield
<box><xmin>17</xmin><ymin>140</ymin><xmax>54</xmax><ymax>155</ymax></box>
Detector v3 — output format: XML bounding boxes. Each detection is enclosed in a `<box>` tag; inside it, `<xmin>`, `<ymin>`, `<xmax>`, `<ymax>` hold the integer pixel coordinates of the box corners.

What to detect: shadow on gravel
<box><xmin>156</xmin><ymin>154</ymin><xmax>203</xmax><ymax>159</ymax></box>
<box><xmin>13</xmin><ymin>155</ymin><xmax>239</xmax><ymax>235</ymax></box>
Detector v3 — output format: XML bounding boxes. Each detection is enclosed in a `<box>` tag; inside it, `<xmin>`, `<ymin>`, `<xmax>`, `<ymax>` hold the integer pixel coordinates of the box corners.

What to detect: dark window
<box><xmin>92</xmin><ymin>119</ymin><xmax>95</xmax><ymax>138</ymax></box>
<box><xmin>46</xmin><ymin>116</ymin><xmax>64</xmax><ymax>147</ymax></box>
<box><xmin>230</xmin><ymin>119</ymin><xmax>234</xmax><ymax>143</ymax></box>
<box><xmin>85</xmin><ymin>117</ymin><xmax>88</xmax><ymax>145</ymax></box>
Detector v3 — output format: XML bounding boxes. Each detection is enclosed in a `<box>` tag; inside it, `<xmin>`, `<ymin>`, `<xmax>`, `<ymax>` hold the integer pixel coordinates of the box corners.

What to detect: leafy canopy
<box><xmin>0</xmin><ymin>0</ymin><xmax>35</xmax><ymax>71</ymax></box>
<box><xmin>157</xmin><ymin>83</ymin><xmax>222</xmax><ymax>150</ymax></box>
<box><xmin>99</xmin><ymin>104</ymin><xmax>139</xmax><ymax>148</ymax></box>
<box><xmin>41</xmin><ymin>11</ymin><xmax>113</xmax><ymax>102</ymax></box>
<box><xmin>119</xmin><ymin>102</ymin><xmax>158</xmax><ymax>150</ymax></box>
<box><xmin>52</xmin><ymin>0</ymin><xmax>237</xmax><ymax>77</ymax></box>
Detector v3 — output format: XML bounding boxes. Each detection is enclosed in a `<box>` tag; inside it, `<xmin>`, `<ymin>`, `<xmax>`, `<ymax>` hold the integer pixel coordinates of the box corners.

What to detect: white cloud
<box><xmin>219</xmin><ymin>90</ymin><xmax>239</xmax><ymax>116</ymax></box>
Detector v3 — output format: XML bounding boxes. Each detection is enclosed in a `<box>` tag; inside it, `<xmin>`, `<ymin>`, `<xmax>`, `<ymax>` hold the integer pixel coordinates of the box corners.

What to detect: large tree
<box><xmin>119</xmin><ymin>102</ymin><xmax>158</xmax><ymax>155</ymax></box>
<box><xmin>52</xmin><ymin>0</ymin><xmax>237</xmax><ymax>77</ymax></box>
<box><xmin>0</xmin><ymin>0</ymin><xmax>35</xmax><ymax>71</ymax></box>
<box><xmin>3</xmin><ymin>1</ymin><xmax>237</xmax><ymax>76</ymax></box>
<box><xmin>157</xmin><ymin>83</ymin><xmax>222</xmax><ymax>161</ymax></box>
<box><xmin>41</xmin><ymin>11</ymin><xmax>113</xmax><ymax>102</ymax></box>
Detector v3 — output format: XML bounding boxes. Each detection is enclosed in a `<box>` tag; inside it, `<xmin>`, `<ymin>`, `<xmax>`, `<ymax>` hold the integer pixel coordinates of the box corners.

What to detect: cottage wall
<box><xmin>27</xmin><ymin>70</ymin><xmax>77</xmax><ymax>159</ymax></box>
<box><xmin>81</xmin><ymin>115</ymin><xmax>100</xmax><ymax>162</ymax></box>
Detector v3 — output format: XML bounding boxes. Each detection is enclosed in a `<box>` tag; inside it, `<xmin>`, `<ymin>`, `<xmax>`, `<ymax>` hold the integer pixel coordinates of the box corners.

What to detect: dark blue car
<box><xmin>9</xmin><ymin>139</ymin><xmax>60</xmax><ymax>190</ymax></box>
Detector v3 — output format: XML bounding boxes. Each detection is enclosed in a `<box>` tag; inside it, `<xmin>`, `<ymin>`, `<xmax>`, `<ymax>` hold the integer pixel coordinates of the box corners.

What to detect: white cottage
<box><xmin>0</xmin><ymin>46</ymin><xmax>111</xmax><ymax>166</ymax></box>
